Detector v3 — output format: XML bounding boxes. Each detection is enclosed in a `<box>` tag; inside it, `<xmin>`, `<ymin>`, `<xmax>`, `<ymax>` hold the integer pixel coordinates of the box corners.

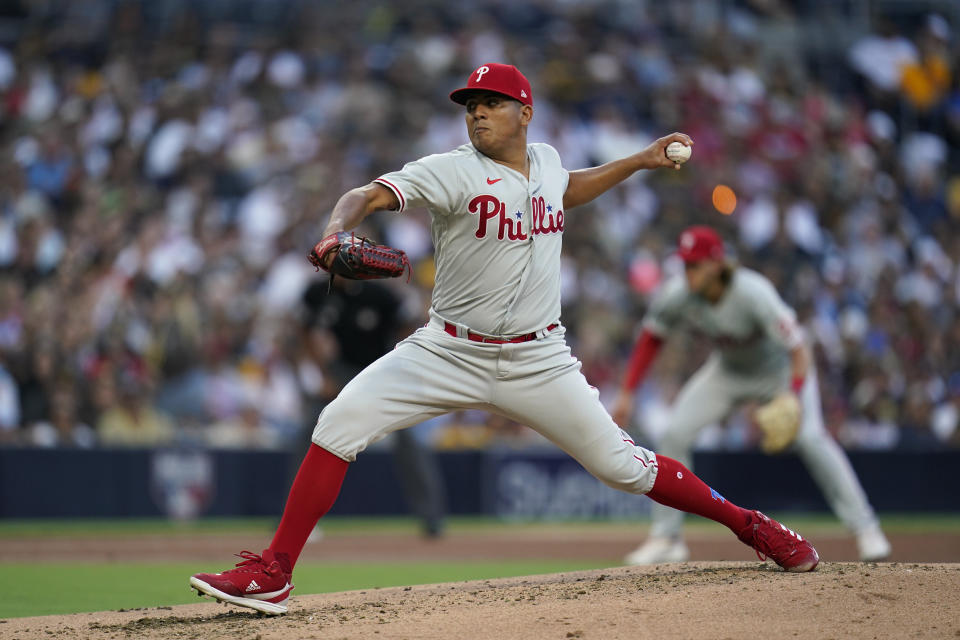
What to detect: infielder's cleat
<box><xmin>624</xmin><ymin>537</ymin><xmax>690</xmax><ymax>565</ymax></box>
<box><xmin>737</xmin><ymin>510</ymin><xmax>819</xmax><ymax>572</ymax></box>
<box><xmin>856</xmin><ymin>526</ymin><xmax>891</xmax><ymax>562</ymax></box>
<box><xmin>189</xmin><ymin>549</ymin><xmax>294</xmax><ymax>615</ymax></box>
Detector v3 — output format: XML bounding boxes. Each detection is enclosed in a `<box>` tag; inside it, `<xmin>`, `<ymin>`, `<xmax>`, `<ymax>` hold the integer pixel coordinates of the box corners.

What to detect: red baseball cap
<box><xmin>677</xmin><ymin>226</ymin><xmax>725</xmax><ymax>263</ymax></box>
<box><xmin>450</xmin><ymin>63</ymin><xmax>533</xmax><ymax>107</ymax></box>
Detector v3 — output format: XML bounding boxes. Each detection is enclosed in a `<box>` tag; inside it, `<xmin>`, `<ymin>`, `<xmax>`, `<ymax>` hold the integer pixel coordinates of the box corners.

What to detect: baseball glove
<box><xmin>308</xmin><ymin>231</ymin><xmax>411</xmax><ymax>282</ymax></box>
<box><xmin>754</xmin><ymin>392</ymin><xmax>802</xmax><ymax>454</ymax></box>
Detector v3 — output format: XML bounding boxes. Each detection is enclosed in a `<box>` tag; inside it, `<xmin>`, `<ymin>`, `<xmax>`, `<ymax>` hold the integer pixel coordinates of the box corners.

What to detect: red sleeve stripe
<box><xmin>622</xmin><ymin>329</ymin><xmax>664</xmax><ymax>392</ymax></box>
<box><xmin>374</xmin><ymin>178</ymin><xmax>405</xmax><ymax>212</ymax></box>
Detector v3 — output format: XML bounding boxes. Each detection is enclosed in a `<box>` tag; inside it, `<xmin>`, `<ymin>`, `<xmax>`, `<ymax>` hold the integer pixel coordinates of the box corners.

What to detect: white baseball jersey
<box><xmin>313</xmin><ymin>140</ymin><xmax>659</xmax><ymax>498</ymax></box>
<box><xmin>644</xmin><ymin>268</ymin><xmax>804</xmax><ymax>373</ymax></box>
<box><xmin>374</xmin><ymin>143</ymin><xmax>568</xmax><ymax>336</ymax></box>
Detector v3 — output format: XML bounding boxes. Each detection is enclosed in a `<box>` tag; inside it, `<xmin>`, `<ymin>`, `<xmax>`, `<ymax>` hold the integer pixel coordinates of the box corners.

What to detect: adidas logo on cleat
<box><xmin>246</xmin><ymin>580</ymin><xmax>260</xmax><ymax>593</ymax></box>
<box><xmin>780</xmin><ymin>523</ymin><xmax>802</xmax><ymax>540</ymax></box>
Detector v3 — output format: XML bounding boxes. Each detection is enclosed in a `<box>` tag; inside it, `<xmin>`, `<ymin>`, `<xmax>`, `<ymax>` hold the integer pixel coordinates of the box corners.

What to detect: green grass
<box><xmin>0</xmin><ymin>560</ymin><xmax>608</xmax><ymax>619</ymax></box>
<box><xmin>2</xmin><ymin>513</ymin><xmax>958</xmax><ymax>538</ymax></box>
<box><xmin>0</xmin><ymin>516</ymin><xmax>495</xmax><ymax>538</ymax></box>
<box><xmin>0</xmin><ymin>517</ymin><xmax>270</xmax><ymax>538</ymax></box>
<box><xmin>1</xmin><ymin>513</ymin><xmax>958</xmax><ymax>618</ymax></box>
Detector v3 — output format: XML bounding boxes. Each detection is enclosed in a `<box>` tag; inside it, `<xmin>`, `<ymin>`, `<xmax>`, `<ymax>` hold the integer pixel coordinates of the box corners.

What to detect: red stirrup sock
<box><xmin>646</xmin><ymin>454</ymin><xmax>751</xmax><ymax>533</ymax></box>
<box><xmin>269</xmin><ymin>444</ymin><xmax>349</xmax><ymax>569</ymax></box>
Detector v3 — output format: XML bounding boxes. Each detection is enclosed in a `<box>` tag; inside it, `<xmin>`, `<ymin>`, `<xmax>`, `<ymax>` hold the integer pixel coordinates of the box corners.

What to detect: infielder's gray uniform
<box><xmin>312</xmin><ymin>143</ymin><xmax>659</xmax><ymax>495</ymax></box>
<box><xmin>642</xmin><ymin>269</ymin><xmax>881</xmax><ymax>539</ymax></box>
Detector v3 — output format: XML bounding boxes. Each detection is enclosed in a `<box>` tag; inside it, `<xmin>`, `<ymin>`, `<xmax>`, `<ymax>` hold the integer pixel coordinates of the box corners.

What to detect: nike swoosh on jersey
<box><xmin>486</xmin><ymin>177</ymin><xmax>502</xmax><ymax>184</ymax></box>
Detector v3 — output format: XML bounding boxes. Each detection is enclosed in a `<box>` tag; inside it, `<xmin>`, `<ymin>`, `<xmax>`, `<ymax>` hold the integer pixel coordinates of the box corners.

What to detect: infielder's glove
<box><xmin>754</xmin><ymin>392</ymin><xmax>801</xmax><ymax>454</ymax></box>
<box><xmin>308</xmin><ymin>231</ymin><xmax>411</xmax><ymax>282</ymax></box>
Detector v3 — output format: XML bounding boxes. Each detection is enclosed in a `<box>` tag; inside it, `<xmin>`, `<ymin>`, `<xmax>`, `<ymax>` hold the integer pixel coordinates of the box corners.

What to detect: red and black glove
<box><xmin>308</xmin><ymin>232</ymin><xmax>411</xmax><ymax>281</ymax></box>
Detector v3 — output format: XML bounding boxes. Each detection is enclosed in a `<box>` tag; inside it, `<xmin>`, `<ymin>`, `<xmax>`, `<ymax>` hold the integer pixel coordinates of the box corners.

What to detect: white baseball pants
<box><xmin>313</xmin><ymin>319</ymin><xmax>659</xmax><ymax>495</ymax></box>
<box><xmin>648</xmin><ymin>355</ymin><xmax>880</xmax><ymax>538</ymax></box>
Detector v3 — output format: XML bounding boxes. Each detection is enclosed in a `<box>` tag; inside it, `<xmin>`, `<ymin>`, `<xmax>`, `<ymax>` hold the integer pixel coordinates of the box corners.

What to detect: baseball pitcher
<box><xmin>189</xmin><ymin>64</ymin><xmax>820</xmax><ymax>615</ymax></box>
<box><xmin>612</xmin><ymin>226</ymin><xmax>891</xmax><ymax>565</ymax></box>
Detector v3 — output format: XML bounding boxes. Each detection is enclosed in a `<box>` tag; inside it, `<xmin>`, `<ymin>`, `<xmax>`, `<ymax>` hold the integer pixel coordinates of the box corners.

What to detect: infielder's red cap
<box><xmin>450</xmin><ymin>63</ymin><xmax>533</xmax><ymax>107</ymax></box>
<box><xmin>677</xmin><ymin>226</ymin><xmax>725</xmax><ymax>263</ymax></box>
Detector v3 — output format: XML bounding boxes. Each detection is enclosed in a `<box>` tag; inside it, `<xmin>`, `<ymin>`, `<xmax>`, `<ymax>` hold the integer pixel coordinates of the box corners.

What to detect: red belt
<box><xmin>443</xmin><ymin>322</ymin><xmax>558</xmax><ymax>344</ymax></box>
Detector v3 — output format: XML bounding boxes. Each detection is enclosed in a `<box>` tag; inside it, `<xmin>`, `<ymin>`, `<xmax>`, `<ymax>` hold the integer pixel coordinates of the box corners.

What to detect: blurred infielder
<box><xmin>190</xmin><ymin>64</ymin><xmax>820</xmax><ymax>615</ymax></box>
<box><xmin>612</xmin><ymin>226</ymin><xmax>890</xmax><ymax>564</ymax></box>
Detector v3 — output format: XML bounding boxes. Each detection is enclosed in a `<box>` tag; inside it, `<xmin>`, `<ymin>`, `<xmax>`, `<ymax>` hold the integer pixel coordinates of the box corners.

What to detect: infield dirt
<box><xmin>4</xmin><ymin>526</ymin><xmax>959</xmax><ymax>639</ymax></box>
<box><xmin>0</xmin><ymin>526</ymin><xmax>960</xmax><ymax>640</ymax></box>
<box><xmin>3</xmin><ymin>562</ymin><xmax>958</xmax><ymax>639</ymax></box>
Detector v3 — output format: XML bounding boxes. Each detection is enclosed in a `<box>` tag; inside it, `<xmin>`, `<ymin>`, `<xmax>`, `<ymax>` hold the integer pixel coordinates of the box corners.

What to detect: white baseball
<box><xmin>665</xmin><ymin>141</ymin><xmax>691</xmax><ymax>164</ymax></box>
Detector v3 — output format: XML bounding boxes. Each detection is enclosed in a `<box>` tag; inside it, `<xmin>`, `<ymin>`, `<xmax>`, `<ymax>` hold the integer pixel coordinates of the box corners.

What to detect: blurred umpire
<box><xmin>302</xmin><ymin>277</ymin><xmax>446</xmax><ymax>537</ymax></box>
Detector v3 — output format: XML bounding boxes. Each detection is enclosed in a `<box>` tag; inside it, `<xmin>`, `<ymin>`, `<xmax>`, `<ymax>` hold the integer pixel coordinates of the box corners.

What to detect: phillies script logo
<box><xmin>469</xmin><ymin>195</ymin><xmax>563</xmax><ymax>241</ymax></box>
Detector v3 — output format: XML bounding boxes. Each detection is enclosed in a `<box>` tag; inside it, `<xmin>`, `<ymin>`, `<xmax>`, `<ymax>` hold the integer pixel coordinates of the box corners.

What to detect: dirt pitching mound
<box><xmin>5</xmin><ymin>562</ymin><xmax>958</xmax><ymax>640</ymax></box>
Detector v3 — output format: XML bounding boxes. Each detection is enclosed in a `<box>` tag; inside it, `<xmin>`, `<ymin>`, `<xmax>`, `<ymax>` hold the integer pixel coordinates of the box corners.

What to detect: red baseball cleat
<box><xmin>189</xmin><ymin>549</ymin><xmax>294</xmax><ymax>615</ymax></box>
<box><xmin>737</xmin><ymin>510</ymin><xmax>820</xmax><ymax>572</ymax></box>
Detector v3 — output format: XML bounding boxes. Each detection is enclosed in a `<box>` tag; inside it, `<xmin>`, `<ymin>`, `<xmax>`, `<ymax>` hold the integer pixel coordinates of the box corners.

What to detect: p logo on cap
<box><xmin>450</xmin><ymin>63</ymin><xmax>533</xmax><ymax>107</ymax></box>
<box><xmin>677</xmin><ymin>226</ymin><xmax>724</xmax><ymax>263</ymax></box>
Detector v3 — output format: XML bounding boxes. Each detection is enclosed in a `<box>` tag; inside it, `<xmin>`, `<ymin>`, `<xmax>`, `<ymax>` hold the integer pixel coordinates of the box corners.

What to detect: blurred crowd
<box><xmin>0</xmin><ymin>0</ymin><xmax>958</xmax><ymax>452</ymax></box>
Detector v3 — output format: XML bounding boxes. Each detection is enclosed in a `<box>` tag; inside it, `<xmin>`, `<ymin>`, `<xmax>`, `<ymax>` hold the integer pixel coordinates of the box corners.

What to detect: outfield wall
<box><xmin>1</xmin><ymin>448</ymin><xmax>957</xmax><ymax>519</ymax></box>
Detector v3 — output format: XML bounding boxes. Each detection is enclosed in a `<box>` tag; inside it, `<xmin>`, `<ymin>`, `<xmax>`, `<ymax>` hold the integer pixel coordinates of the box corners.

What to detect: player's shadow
<box><xmin>91</xmin><ymin>609</ymin><xmax>278</xmax><ymax>634</ymax></box>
